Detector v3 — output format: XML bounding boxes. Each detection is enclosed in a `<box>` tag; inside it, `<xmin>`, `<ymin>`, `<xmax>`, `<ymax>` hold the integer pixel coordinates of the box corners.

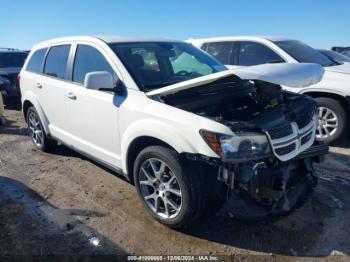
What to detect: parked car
<box><xmin>20</xmin><ymin>36</ymin><xmax>327</xmax><ymax>228</ymax></box>
<box><xmin>318</xmin><ymin>49</ymin><xmax>350</xmax><ymax>64</ymax></box>
<box><xmin>190</xmin><ymin>36</ymin><xmax>350</xmax><ymax>144</ymax></box>
<box><xmin>332</xmin><ymin>47</ymin><xmax>350</xmax><ymax>57</ymax></box>
<box><xmin>0</xmin><ymin>48</ymin><xmax>28</xmax><ymax>106</ymax></box>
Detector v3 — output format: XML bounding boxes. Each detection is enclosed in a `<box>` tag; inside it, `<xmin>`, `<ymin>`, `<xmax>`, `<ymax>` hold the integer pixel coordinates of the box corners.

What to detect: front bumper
<box><xmin>0</xmin><ymin>85</ymin><xmax>21</xmax><ymax>105</ymax></box>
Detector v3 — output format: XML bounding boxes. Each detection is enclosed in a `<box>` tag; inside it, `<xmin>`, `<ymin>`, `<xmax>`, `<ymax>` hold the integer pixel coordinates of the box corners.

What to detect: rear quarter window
<box><xmin>44</xmin><ymin>45</ymin><xmax>71</xmax><ymax>79</ymax></box>
<box><xmin>26</xmin><ymin>48</ymin><xmax>48</xmax><ymax>73</ymax></box>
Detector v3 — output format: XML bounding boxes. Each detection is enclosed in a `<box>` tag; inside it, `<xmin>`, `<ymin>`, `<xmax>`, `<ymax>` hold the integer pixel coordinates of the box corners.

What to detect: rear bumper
<box><xmin>0</xmin><ymin>86</ymin><xmax>21</xmax><ymax>105</ymax></box>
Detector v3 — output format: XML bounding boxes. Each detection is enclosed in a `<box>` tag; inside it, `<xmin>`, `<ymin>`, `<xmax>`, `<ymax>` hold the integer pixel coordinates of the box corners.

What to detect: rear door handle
<box><xmin>36</xmin><ymin>83</ymin><xmax>42</xmax><ymax>89</ymax></box>
<box><xmin>67</xmin><ymin>92</ymin><xmax>77</xmax><ymax>100</ymax></box>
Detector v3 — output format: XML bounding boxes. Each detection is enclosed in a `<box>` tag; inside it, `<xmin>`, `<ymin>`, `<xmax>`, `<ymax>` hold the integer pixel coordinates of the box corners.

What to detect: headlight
<box><xmin>200</xmin><ymin>130</ymin><xmax>272</xmax><ymax>162</ymax></box>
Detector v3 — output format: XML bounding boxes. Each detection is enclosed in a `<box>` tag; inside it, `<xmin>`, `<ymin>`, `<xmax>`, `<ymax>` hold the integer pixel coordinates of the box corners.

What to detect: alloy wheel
<box><xmin>28</xmin><ymin>111</ymin><xmax>44</xmax><ymax>147</ymax></box>
<box><xmin>138</xmin><ymin>158</ymin><xmax>182</xmax><ymax>219</ymax></box>
<box><xmin>316</xmin><ymin>106</ymin><xmax>338</xmax><ymax>140</ymax></box>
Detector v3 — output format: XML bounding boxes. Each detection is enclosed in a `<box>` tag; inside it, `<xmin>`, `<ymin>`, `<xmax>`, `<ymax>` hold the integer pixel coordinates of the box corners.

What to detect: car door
<box><xmin>38</xmin><ymin>44</ymin><xmax>71</xmax><ymax>137</ymax></box>
<box><xmin>236</xmin><ymin>41</ymin><xmax>285</xmax><ymax>67</ymax></box>
<box><xmin>64</xmin><ymin>43</ymin><xmax>122</xmax><ymax>168</ymax></box>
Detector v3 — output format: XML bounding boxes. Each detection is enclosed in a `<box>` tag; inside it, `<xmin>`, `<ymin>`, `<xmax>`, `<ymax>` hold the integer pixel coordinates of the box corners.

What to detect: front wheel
<box><xmin>133</xmin><ymin>146</ymin><xmax>204</xmax><ymax>229</ymax></box>
<box><xmin>315</xmin><ymin>97</ymin><xmax>348</xmax><ymax>144</ymax></box>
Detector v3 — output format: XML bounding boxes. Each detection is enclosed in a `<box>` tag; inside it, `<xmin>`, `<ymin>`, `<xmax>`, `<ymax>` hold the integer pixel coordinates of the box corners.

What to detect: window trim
<box><xmin>236</xmin><ymin>41</ymin><xmax>286</xmax><ymax>66</ymax></box>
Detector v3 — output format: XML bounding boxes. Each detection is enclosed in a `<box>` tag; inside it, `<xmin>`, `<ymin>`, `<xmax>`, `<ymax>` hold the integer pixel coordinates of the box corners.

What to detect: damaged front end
<box><xmin>217</xmin><ymin>144</ymin><xmax>327</xmax><ymax>220</ymax></box>
<box><xmin>148</xmin><ymin>63</ymin><xmax>328</xmax><ymax>220</ymax></box>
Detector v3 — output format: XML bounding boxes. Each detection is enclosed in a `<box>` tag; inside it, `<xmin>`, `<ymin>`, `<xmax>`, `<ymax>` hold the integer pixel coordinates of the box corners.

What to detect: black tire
<box><xmin>26</xmin><ymin>106</ymin><xmax>54</xmax><ymax>152</ymax></box>
<box><xmin>315</xmin><ymin>97</ymin><xmax>348</xmax><ymax>144</ymax></box>
<box><xmin>133</xmin><ymin>146</ymin><xmax>205</xmax><ymax>229</ymax></box>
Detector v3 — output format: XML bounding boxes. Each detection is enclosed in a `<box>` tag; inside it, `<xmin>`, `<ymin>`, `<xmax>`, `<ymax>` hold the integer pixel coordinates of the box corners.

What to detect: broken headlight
<box><xmin>200</xmin><ymin>130</ymin><xmax>272</xmax><ymax>162</ymax></box>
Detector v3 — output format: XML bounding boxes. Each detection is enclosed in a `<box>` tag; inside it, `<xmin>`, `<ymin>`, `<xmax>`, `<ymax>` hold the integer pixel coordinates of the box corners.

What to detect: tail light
<box><xmin>17</xmin><ymin>74</ymin><xmax>21</xmax><ymax>83</ymax></box>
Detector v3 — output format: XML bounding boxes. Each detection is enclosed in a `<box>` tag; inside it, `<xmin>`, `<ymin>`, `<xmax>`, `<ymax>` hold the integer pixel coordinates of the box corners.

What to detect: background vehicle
<box><xmin>20</xmin><ymin>36</ymin><xmax>326</xmax><ymax>229</ymax></box>
<box><xmin>318</xmin><ymin>49</ymin><xmax>350</xmax><ymax>64</ymax></box>
<box><xmin>0</xmin><ymin>48</ymin><xmax>28</xmax><ymax>106</ymax></box>
<box><xmin>332</xmin><ymin>46</ymin><xmax>350</xmax><ymax>57</ymax></box>
<box><xmin>190</xmin><ymin>36</ymin><xmax>350</xmax><ymax>144</ymax></box>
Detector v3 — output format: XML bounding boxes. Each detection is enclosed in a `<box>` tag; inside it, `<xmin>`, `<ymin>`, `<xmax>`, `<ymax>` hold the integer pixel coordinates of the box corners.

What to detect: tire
<box><xmin>26</xmin><ymin>107</ymin><xmax>54</xmax><ymax>152</ymax></box>
<box><xmin>315</xmin><ymin>97</ymin><xmax>348</xmax><ymax>144</ymax></box>
<box><xmin>133</xmin><ymin>146</ymin><xmax>204</xmax><ymax>229</ymax></box>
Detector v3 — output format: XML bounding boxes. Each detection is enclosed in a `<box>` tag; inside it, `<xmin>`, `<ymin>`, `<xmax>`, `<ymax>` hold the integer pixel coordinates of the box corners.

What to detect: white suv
<box><xmin>20</xmin><ymin>36</ymin><xmax>327</xmax><ymax>228</ymax></box>
<box><xmin>190</xmin><ymin>36</ymin><xmax>350</xmax><ymax>144</ymax></box>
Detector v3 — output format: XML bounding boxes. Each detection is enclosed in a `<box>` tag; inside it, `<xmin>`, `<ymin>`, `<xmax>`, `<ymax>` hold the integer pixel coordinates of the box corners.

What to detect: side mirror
<box><xmin>84</xmin><ymin>71</ymin><xmax>116</xmax><ymax>91</ymax></box>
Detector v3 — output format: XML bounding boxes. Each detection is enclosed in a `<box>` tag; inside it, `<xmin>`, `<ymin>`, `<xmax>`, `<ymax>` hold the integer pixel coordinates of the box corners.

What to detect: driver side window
<box><xmin>73</xmin><ymin>44</ymin><xmax>116</xmax><ymax>84</ymax></box>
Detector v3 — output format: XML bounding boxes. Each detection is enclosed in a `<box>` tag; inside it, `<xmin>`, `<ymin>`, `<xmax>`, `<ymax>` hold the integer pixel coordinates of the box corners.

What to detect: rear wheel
<box><xmin>133</xmin><ymin>146</ymin><xmax>204</xmax><ymax>229</ymax></box>
<box><xmin>26</xmin><ymin>107</ymin><xmax>54</xmax><ymax>152</ymax></box>
<box><xmin>315</xmin><ymin>97</ymin><xmax>348</xmax><ymax>144</ymax></box>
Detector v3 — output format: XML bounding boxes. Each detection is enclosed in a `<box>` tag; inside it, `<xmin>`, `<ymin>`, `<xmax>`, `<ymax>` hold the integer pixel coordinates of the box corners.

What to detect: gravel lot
<box><xmin>1</xmin><ymin>108</ymin><xmax>350</xmax><ymax>260</ymax></box>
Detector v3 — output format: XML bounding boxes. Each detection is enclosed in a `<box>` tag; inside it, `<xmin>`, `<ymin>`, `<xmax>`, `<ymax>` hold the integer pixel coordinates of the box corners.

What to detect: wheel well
<box><xmin>126</xmin><ymin>136</ymin><xmax>176</xmax><ymax>183</ymax></box>
<box><xmin>22</xmin><ymin>100</ymin><xmax>34</xmax><ymax>121</ymax></box>
<box><xmin>304</xmin><ymin>92</ymin><xmax>350</xmax><ymax>111</ymax></box>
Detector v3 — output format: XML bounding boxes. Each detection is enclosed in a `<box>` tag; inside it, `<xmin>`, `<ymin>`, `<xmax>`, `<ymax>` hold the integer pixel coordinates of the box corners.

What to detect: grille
<box><xmin>267</xmin><ymin>124</ymin><xmax>293</xmax><ymax>140</ymax></box>
<box><xmin>275</xmin><ymin>143</ymin><xmax>296</xmax><ymax>155</ymax></box>
<box><xmin>301</xmin><ymin>132</ymin><xmax>313</xmax><ymax>146</ymax></box>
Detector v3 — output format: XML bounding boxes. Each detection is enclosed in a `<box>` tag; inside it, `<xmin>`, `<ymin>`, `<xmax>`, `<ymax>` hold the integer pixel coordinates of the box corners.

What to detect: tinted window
<box><xmin>206</xmin><ymin>42</ymin><xmax>233</xmax><ymax>64</ymax></box>
<box><xmin>274</xmin><ymin>40</ymin><xmax>334</xmax><ymax>67</ymax></box>
<box><xmin>26</xmin><ymin>49</ymin><xmax>47</xmax><ymax>73</ymax></box>
<box><xmin>44</xmin><ymin>45</ymin><xmax>70</xmax><ymax>79</ymax></box>
<box><xmin>201</xmin><ymin>43</ymin><xmax>209</xmax><ymax>51</ymax></box>
<box><xmin>0</xmin><ymin>52</ymin><xmax>28</xmax><ymax>68</ymax></box>
<box><xmin>73</xmin><ymin>45</ymin><xmax>115</xmax><ymax>84</ymax></box>
<box><xmin>320</xmin><ymin>50</ymin><xmax>350</xmax><ymax>63</ymax></box>
<box><xmin>238</xmin><ymin>42</ymin><xmax>283</xmax><ymax>66</ymax></box>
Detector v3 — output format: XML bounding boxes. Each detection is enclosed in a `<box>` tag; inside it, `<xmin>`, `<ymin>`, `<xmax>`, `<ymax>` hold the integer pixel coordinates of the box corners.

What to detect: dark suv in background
<box><xmin>0</xmin><ymin>48</ymin><xmax>28</xmax><ymax>106</ymax></box>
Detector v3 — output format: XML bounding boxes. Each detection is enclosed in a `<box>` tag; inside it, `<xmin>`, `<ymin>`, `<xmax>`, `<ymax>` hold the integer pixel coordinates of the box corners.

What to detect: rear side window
<box><xmin>206</xmin><ymin>42</ymin><xmax>233</xmax><ymax>64</ymax></box>
<box><xmin>44</xmin><ymin>45</ymin><xmax>71</xmax><ymax>79</ymax></box>
<box><xmin>73</xmin><ymin>45</ymin><xmax>115</xmax><ymax>84</ymax></box>
<box><xmin>26</xmin><ymin>48</ymin><xmax>47</xmax><ymax>73</ymax></box>
<box><xmin>238</xmin><ymin>42</ymin><xmax>283</xmax><ymax>66</ymax></box>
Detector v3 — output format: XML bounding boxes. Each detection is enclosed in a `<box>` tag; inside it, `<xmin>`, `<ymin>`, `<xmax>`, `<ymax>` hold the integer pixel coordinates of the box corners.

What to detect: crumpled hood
<box><xmin>325</xmin><ymin>62</ymin><xmax>350</xmax><ymax>75</ymax></box>
<box><xmin>146</xmin><ymin>63</ymin><xmax>324</xmax><ymax>96</ymax></box>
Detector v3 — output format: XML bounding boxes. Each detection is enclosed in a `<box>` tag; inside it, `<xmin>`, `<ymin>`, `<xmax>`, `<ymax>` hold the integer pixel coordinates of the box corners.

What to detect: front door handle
<box><xmin>36</xmin><ymin>83</ymin><xmax>42</xmax><ymax>89</ymax></box>
<box><xmin>67</xmin><ymin>92</ymin><xmax>77</xmax><ymax>100</ymax></box>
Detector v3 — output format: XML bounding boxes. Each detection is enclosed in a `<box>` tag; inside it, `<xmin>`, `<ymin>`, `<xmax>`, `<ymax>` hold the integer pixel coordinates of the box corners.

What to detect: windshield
<box><xmin>0</xmin><ymin>52</ymin><xmax>28</xmax><ymax>68</ymax></box>
<box><xmin>320</xmin><ymin>50</ymin><xmax>350</xmax><ymax>63</ymax></box>
<box><xmin>109</xmin><ymin>42</ymin><xmax>226</xmax><ymax>91</ymax></box>
<box><xmin>274</xmin><ymin>40</ymin><xmax>336</xmax><ymax>67</ymax></box>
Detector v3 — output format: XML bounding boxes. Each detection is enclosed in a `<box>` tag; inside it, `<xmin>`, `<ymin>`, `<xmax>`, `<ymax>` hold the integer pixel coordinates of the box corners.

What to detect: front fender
<box><xmin>120</xmin><ymin>118</ymin><xmax>213</xmax><ymax>174</ymax></box>
<box><xmin>22</xmin><ymin>91</ymin><xmax>50</xmax><ymax>135</ymax></box>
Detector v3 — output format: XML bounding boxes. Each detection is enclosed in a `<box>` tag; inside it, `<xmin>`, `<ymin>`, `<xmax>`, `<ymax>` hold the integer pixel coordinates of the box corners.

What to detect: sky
<box><xmin>2</xmin><ymin>0</ymin><xmax>349</xmax><ymax>50</ymax></box>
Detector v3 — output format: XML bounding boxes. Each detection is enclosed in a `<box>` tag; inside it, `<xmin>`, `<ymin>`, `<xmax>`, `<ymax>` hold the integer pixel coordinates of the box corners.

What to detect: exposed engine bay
<box><xmin>153</xmin><ymin>75</ymin><xmax>328</xmax><ymax>219</ymax></box>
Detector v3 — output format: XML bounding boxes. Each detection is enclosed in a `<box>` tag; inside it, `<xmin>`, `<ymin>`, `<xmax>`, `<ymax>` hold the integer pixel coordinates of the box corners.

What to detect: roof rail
<box><xmin>0</xmin><ymin>47</ymin><xmax>19</xmax><ymax>51</ymax></box>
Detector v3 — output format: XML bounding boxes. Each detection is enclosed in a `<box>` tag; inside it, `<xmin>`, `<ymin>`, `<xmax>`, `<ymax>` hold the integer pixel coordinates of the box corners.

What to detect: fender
<box><xmin>22</xmin><ymin>91</ymin><xmax>51</xmax><ymax>135</ymax></box>
<box><xmin>120</xmin><ymin>118</ymin><xmax>213</xmax><ymax>174</ymax></box>
<box><xmin>299</xmin><ymin>87</ymin><xmax>347</xmax><ymax>97</ymax></box>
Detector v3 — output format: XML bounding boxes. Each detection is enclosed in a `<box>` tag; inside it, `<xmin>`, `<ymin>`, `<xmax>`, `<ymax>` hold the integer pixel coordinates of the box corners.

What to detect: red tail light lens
<box><xmin>17</xmin><ymin>74</ymin><xmax>21</xmax><ymax>83</ymax></box>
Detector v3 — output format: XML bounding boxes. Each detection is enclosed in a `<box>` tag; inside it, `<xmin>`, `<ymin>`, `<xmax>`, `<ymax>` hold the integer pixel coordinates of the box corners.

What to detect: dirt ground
<box><xmin>1</xmin><ymin>108</ymin><xmax>350</xmax><ymax>260</ymax></box>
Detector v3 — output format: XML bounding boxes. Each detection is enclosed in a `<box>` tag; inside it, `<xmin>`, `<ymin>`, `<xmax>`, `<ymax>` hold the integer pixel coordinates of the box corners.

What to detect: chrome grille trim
<box><xmin>265</xmin><ymin>115</ymin><xmax>317</xmax><ymax>162</ymax></box>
